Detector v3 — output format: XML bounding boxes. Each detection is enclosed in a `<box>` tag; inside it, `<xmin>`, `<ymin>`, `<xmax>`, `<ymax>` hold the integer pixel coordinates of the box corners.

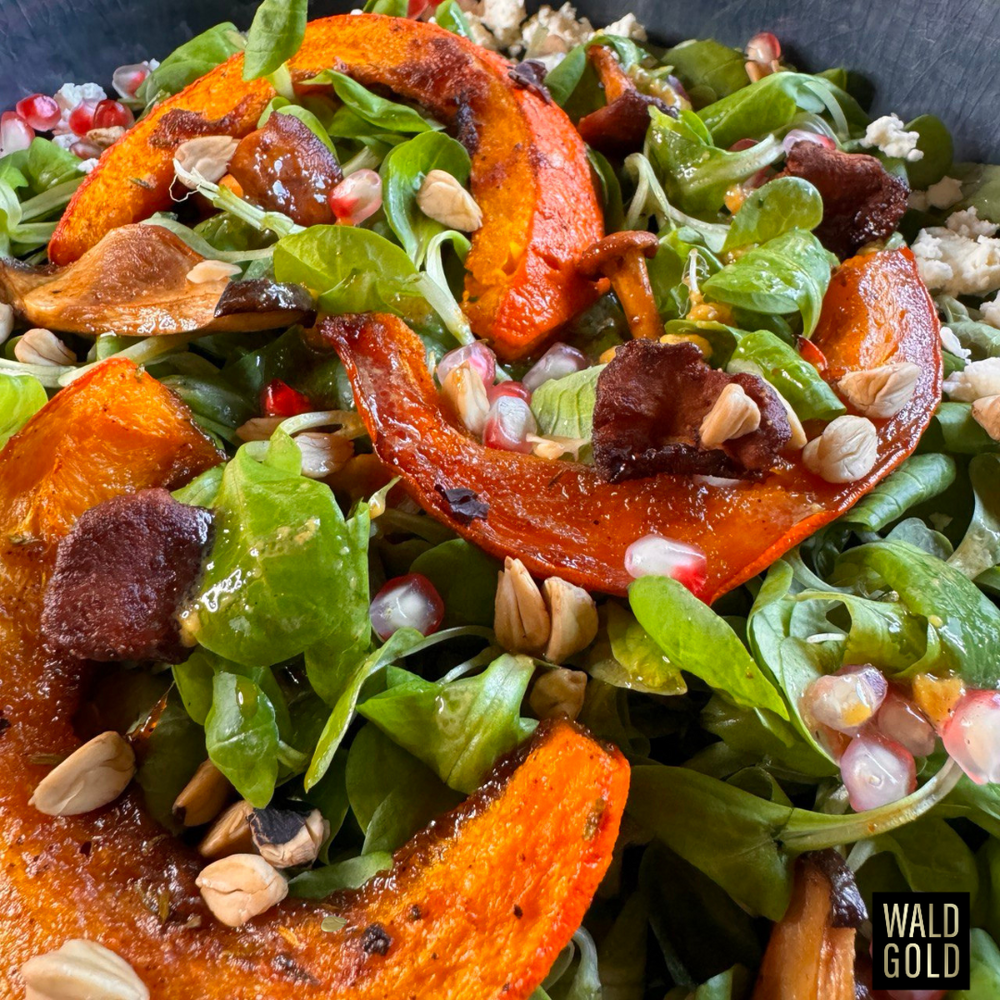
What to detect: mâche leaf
<box><xmin>243</xmin><ymin>0</ymin><xmax>308</xmax><ymax>80</ymax></box>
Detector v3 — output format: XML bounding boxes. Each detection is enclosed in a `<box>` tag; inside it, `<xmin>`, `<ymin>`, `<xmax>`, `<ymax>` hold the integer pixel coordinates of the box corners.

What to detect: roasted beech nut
<box><xmin>228</xmin><ymin>112</ymin><xmax>343</xmax><ymax>227</ymax></box>
<box><xmin>199</xmin><ymin>800</ymin><xmax>255</xmax><ymax>859</ymax></box>
<box><xmin>195</xmin><ymin>854</ymin><xmax>288</xmax><ymax>928</ymax></box>
<box><xmin>591</xmin><ymin>340</ymin><xmax>790</xmax><ymax>483</ymax></box>
<box><xmin>40</xmin><ymin>488</ymin><xmax>213</xmax><ymax>664</ymax></box>
<box><xmin>29</xmin><ymin>732</ymin><xmax>136</xmax><ymax>817</ymax></box>
<box><xmin>777</xmin><ymin>141</ymin><xmax>909</xmax><ymax>259</ymax></box>
<box><xmin>248</xmin><ymin>806</ymin><xmax>329</xmax><ymax>868</ymax></box>
<box><xmin>172</xmin><ymin>759</ymin><xmax>231</xmax><ymax>828</ymax></box>
<box><xmin>20</xmin><ymin>939</ymin><xmax>150</xmax><ymax>1000</ymax></box>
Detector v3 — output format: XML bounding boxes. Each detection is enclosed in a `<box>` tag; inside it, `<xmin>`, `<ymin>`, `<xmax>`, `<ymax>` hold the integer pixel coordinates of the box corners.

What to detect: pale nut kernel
<box><xmin>416</xmin><ymin>169</ymin><xmax>483</xmax><ymax>232</ymax></box>
<box><xmin>529</xmin><ymin>668</ymin><xmax>588</xmax><ymax>722</ymax></box>
<box><xmin>971</xmin><ymin>394</ymin><xmax>1000</xmax><ymax>441</ymax></box>
<box><xmin>29</xmin><ymin>732</ymin><xmax>135</xmax><ymax>817</ymax></box>
<box><xmin>526</xmin><ymin>433</ymin><xmax>588</xmax><ymax>462</ymax></box>
<box><xmin>21</xmin><ymin>939</ymin><xmax>149</xmax><ymax>1000</ymax></box>
<box><xmin>250</xmin><ymin>807</ymin><xmax>329</xmax><ymax>869</ymax></box>
<box><xmin>199</xmin><ymin>800</ymin><xmax>255</xmax><ymax>859</ymax></box>
<box><xmin>771</xmin><ymin>385</ymin><xmax>807</xmax><ymax>450</ymax></box>
<box><xmin>802</xmin><ymin>415</ymin><xmax>878</xmax><ymax>483</ymax></box>
<box><xmin>196</xmin><ymin>854</ymin><xmax>288</xmax><ymax>927</ymax></box>
<box><xmin>0</xmin><ymin>301</ymin><xmax>14</xmax><ymax>345</ymax></box>
<box><xmin>699</xmin><ymin>383</ymin><xmax>761</xmax><ymax>448</ymax></box>
<box><xmin>494</xmin><ymin>556</ymin><xmax>550</xmax><ymax>655</ymax></box>
<box><xmin>173</xmin><ymin>135</ymin><xmax>241</xmax><ymax>187</ymax></box>
<box><xmin>837</xmin><ymin>362</ymin><xmax>920</xmax><ymax>418</ymax></box>
<box><xmin>542</xmin><ymin>577</ymin><xmax>598</xmax><ymax>664</ymax></box>
<box><xmin>441</xmin><ymin>361</ymin><xmax>490</xmax><ymax>436</ymax></box>
<box><xmin>14</xmin><ymin>328</ymin><xmax>76</xmax><ymax>367</ymax></box>
<box><xmin>186</xmin><ymin>260</ymin><xmax>242</xmax><ymax>284</ymax></box>
<box><xmin>173</xmin><ymin>759</ymin><xmax>231</xmax><ymax>828</ymax></box>
<box><xmin>295</xmin><ymin>432</ymin><xmax>354</xmax><ymax>479</ymax></box>
<box><xmin>85</xmin><ymin>126</ymin><xmax>126</xmax><ymax>150</ymax></box>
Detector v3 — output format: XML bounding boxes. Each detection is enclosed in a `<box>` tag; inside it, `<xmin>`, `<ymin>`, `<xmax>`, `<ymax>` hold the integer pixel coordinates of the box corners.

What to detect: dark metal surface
<box><xmin>1</xmin><ymin>0</ymin><xmax>998</xmax><ymax>159</ymax></box>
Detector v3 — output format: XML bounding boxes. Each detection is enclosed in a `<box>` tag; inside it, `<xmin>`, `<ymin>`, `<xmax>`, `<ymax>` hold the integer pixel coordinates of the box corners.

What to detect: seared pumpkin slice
<box><xmin>317</xmin><ymin>249</ymin><xmax>940</xmax><ymax>601</ymax></box>
<box><xmin>0</xmin><ymin>365</ymin><xmax>628</xmax><ymax>998</ymax></box>
<box><xmin>47</xmin><ymin>13</ymin><xmax>602</xmax><ymax>359</ymax></box>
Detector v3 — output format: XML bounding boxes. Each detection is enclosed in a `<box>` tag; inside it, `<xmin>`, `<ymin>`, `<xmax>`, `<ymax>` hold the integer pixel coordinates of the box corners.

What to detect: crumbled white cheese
<box><xmin>943</xmin><ymin>357</ymin><xmax>1000</xmax><ymax>401</ymax></box>
<box><xmin>520</xmin><ymin>3</ymin><xmax>595</xmax><ymax>66</ymax></box>
<box><xmin>981</xmin><ymin>295</ymin><xmax>1000</xmax><ymax>330</ymax></box>
<box><xmin>602</xmin><ymin>12</ymin><xmax>647</xmax><ymax>41</ymax></box>
<box><xmin>911</xmin><ymin>223</ymin><xmax>1000</xmax><ymax>297</ymax></box>
<box><xmin>51</xmin><ymin>133</ymin><xmax>78</xmax><ymax>151</ymax></box>
<box><xmin>461</xmin><ymin>12</ymin><xmax>502</xmax><ymax>49</ymax></box>
<box><xmin>52</xmin><ymin>82</ymin><xmax>107</xmax><ymax>135</ymax></box>
<box><xmin>473</xmin><ymin>0</ymin><xmax>527</xmax><ymax>48</ymax></box>
<box><xmin>909</xmin><ymin>175</ymin><xmax>964</xmax><ymax>212</ymax></box>
<box><xmin>861</xmin><ymin>114</ymin><xmax>924</xmax><ymax>162</ymax></box>
<box><xmin>946</xmin><ymin>206</ymin><xmax>998</xmax><ymax>238</ymax></box>
<box><xmin>939</xmin><ymin>325</ymin><xmax>972</xmax><ymax>361</ymax></box>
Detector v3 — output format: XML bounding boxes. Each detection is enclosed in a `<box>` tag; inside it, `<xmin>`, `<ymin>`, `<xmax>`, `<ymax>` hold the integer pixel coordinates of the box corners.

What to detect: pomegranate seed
<box><xmin>522</xmin><ymin>343</ymin><xmax>589</xmax><ymax>392</ymax></box>
<box><xmin>942</xmin><ymin>688</ymin><xmax>1000</xmax><ymax>785</ymax></box>
<box><xmin>483</xmin><ymin>395</ymin><xmax>537</xmax><ymax>452</ymax></box>
<box><xmin>15</xmin><ymin>94</ymin><xmax>60</xmax><ymax>131</ymax></box>
<box><xmin>624</xmin><ymin>534</ymin><xmax>708</xmax><ymax>593</ymax></box>
<box><xmin>729</xmin><ymin>138</ymin><xmax>758</xmax><ymax>152</ymax></box>
<box><xmin>840</xmin><ymin>732</ymin><xmax>916</xmax><ymax>812</ymax></box>
<box><xmin>369</xmin><ymin>573</ymin><xmax>444</xmax><ymax>641</ymax></box>
<box><xmin>486</xmin><ymin>380</ymin><xmax>532</xmax><ymax>404</ymax></box>
<box><xmin>782</xmin><ymin>128</ymin><xmax>837</xmax><ymax>156</ymax></box>
<box><xmin>746</xmin><ymin>31</ymin><xmax>781</xmax><ymax>65</ymax></box>
<box><xmin>329</xmin><ymin>169</ymin><xmax>383</xmax><ymax>226</ymax></box>
<box><xmin>92</xmin><ymin>99</ymin><xmax>133</xmax><ymax>131</ymax></box>
<box><xmin>261</xmin><ymin>379</ymin><xmax>314</xmax><ymax>418</ymax></box>
<box><xmin>437</xmin><ymin>342</ymin><xmax>496</xmax><ymax>387</ymax></box>
<box><xmin>0</xmin><ymin>113</ymin><xmax>34</xmax><ymax>157</ymax></box>
<box><xmin>112</xmin><ymin>63</ymin><xmax>151</xmax><ymax>99</ymax></box>
<box><xmin>67</xmin><ymin>99</ymin><xmax>100</xmax><ymax>137</ymax></box>
<box><xmin>408</xmin><ymin>0</ymin><xmax>431</xmax><ymax>15</ymax></box>
<box><xmin>874</xmin><ymin>688</ymin><xmax>936</xmax><ymax>757</ymax></box>
<box><xmin>69</xmin><ymin>139</ymin><xmax>102</xmax><ymax>160</ymax></box>
<box><xmin>797</xmin><ymin>336</ymin><xmax>828</xmax><ymax>373</ymax></box>
<box><xmin>803</xmin><ymin>665</ymin><xmax>887</xmax><ymax>736</ymax></box>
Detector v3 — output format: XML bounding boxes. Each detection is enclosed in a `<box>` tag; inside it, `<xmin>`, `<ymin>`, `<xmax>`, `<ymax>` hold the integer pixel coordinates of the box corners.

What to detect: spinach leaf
<box><xmin>381</xmin><ymin>131</ymin><xmax>471</xmax><ymax>266</ymax></box>
<box><xmin>287</xmin><ymin>852</ymin><xmax>394</xmax><ymax>898</ymax></box>
<box><xmin>872</xmin><ymin>817</ymin><xmax>979</xmax><ymax>896</ymax></box>
<box><xmin>243</xmin><ymin>0</ymin><xmax>307</xmax><ymax>80</ymax></box>
<box><xmin>663</xmin><ymin>39</ymin><xmax>749</xmax><ymax>107</ymax></box>
<box><xmin>904</xmin><ymin>115</ymin><xmax>953</xmax><ymax>190</ymax></box>
<box><xmin>702</xmin><ymin>229</ymin><xmax>836</xmax><ymax>336</ymax></box>
<box><xmin>432</xmin><ymin>0</ymin><xmax>472</xmax><ymax>37</ymax></box>
<box><xmin>953</xmin><ymin>162</ymin><xmax>1000</xmax><ymax>223</ymax></box>
<box><xmin>409</xmin><ymin>539</ymin><xmax>500</xmax><ymax>628</ymax></box>
<box><xmin>723</xmin><ymin>177</ymin><xmax>824</xmax><ymax>252</ymax></box>
<box><xmin>931</xmin><ymin>402</ymin><xmax>999</xmax><ymax>455</ymax></box>
<box><xmin>205</xmin><ymin>671</ymin><xmax>280</xmax><ymax>806</ymax></box>
<box><xmin>358</xmin><ymin>654</ymin><xmax>536</xmax><ymax>793</ymax></box>
<box><xmin>949</xmin><ymin>454</ymin><xmax>1000</xmax><ymax>580</ymax></box>
<box><xmin>306</xmin><ymin>70</ymin><xmax>439</xmax><ymax>133</ymax></box>
<box><xmin>530</xmin><ymin>364</ymin><xmax>604</xmax><ymax>448</ymax></box>
<box><xmin>0</xmin><ymin>373</ymin><xmax>46</xmax><ymax>446</ymax></box>
<box><xmin>137</xmin><ymin>23</ymin><xmax>245</xmax><ymax>106</ymax></box>
<box><xmin>629</xmin><ymin>575</ymin><xmax>789</xmax><ymax>718</ymax></box>
<box><xmin>647</xmin><ymin>108</ymin><xmax>784</xmax><ymax>216</ymax></box>
<box><xmin>588</xmin><ymin>602</ymin><xmax>688</xmax><ymax>695</ymax></box>
<box><xmin>183</xmin><ymin>436</ymin><xmax>369</xmax><ymax>668</ymax></box>
<box><xmin>841</xmin><ymin>453</ymin><xmax>957</xmax><ymax>531</ymax></box>
<box><xmin>951</xmin><ymin>930</ymin><xmax>1000</xmax><ymax>999</ymax></box>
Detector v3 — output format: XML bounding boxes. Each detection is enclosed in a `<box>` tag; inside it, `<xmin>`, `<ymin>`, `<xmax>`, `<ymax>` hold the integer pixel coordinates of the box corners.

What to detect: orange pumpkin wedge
<box><xmin>0</xmin><ymin>361</ymin><xmax>628</xmax><ymax>998</ymax></box>
<box><xmin>47</xmin><ymin>13</ymin><xmax>603</xmax><ymax>359</ymax></box>
<box><xmin>316</xmin><ymin>248</ymin><xmax>941</xmax><ymax>601</ymax></box>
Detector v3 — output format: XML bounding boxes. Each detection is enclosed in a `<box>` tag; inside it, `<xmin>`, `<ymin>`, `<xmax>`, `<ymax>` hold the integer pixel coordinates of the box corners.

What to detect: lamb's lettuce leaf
<box><xmin>0</xmin><ymin>373</ymin><xmax>47</xmax><ymax>446</ymax></box>
<box><xmin>137</xmin><ymin>22</ymin><xmax>245</xmax><ymax>106</ymax></box>
<box><xmin>243</xmin><ymin>0</ymin><xmax>307</xmax><ymax>80</ymax></box>
<box><xmin>723</xmin><ymin>177</ymin><xmax>824</xmax><ymax>252</ymax></box>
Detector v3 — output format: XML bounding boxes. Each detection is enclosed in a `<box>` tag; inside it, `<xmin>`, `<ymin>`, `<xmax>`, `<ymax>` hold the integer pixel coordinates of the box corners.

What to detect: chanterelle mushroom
<box><xmin>577</xmin><ymin>230</ymin><xmax>662</xmax><ymax>342</ymax></box>
<box><xmin>0</xmin><ymin>224</ymin><xmax>314</xmax><ymax>337</ymax></box>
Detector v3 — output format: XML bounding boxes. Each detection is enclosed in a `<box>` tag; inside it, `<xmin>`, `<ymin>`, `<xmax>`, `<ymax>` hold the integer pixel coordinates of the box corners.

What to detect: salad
<box><xmin>0</xmin><ymin>0</ymin><xmax>999</xmax><ymax>997</ymax></box>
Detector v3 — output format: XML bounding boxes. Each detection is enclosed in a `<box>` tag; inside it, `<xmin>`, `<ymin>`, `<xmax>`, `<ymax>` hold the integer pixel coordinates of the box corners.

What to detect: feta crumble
<box><xmin>943</xmin><ymin>357</ymin><xmax>1000</xmax><ymax>401</ymax></box>
<box><xmin>911</xmin><ymin>208</ymin><xmax>1000</xmax><ymax>296</ymax></box>
<box><xmin>909</xmin><ymin>175</ymin><xmax>964</xmax><ymax>212</ymax></box>
<box><xmin>602</xmin><ymin>12</ymin><xmax>647</xmax><ymax>41</ymax></box>
<box><xmin>981</xmin><ymin>295</ymin><xmax>1000</xmax><ymax>330</ymax></box>
<box><xmin>520</xmin><ymin>3</ymin><xmax>595</xmax><ymax>67</ymax></box>
<box><xmin>861</xmin><ymin>113</ymin><xmax>924</xmax><ymax>162</ymax></box>
<box><xmin>475</xmin><ymin>0</ymin><xmax>527</xmax><ymax>49</ymax></box>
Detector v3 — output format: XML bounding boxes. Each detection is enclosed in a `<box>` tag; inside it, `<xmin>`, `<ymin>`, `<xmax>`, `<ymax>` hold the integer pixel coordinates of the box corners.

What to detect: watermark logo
<box><xmin>872</xmin><ymin>892</ymin><xmax>970</xmax><ymax>992</ymax></box>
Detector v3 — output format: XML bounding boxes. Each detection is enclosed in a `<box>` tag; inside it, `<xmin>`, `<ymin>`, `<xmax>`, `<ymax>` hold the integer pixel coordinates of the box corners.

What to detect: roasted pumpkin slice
<box><xmin>0</xmin><ymin>362</ymin><xmax>628</xmax><ymax>998</ymax></box>
<box><xmin>317</xmin><ymin>249</ymin><xmax>941</xmax><ymax>601</ymax></box>
<box><xmin>47</xmin><ymin>13</ymin><xmax>602</xmax><ymax>359</ymax></box>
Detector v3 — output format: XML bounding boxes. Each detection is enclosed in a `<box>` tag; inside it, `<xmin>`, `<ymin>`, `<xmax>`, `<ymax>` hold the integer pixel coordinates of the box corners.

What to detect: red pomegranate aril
<box><xmin>729</xmin><ymin>138</ymin><xmax>758</xmax><ymax>152</ymax></box>
<box><xmin>803</xmin><ymin>665</ymin><xmax>887</xmax><ymax>736</ymax></box>
<box><xmin>0</xmin><ymin>113</ymin><xmax>34</xmax><ymax>157</ymax></box>
<box><xmin>261</xmin><ymin>379</ymin><xmax>314</xmax><ymax>418</ymax></box>
<box><xmin>329</xmin><ymin>169</ymin><xmax>383</xmax><ymax>226</ymax></box>
<box><xmin>112</xmin><ymin>63</ymin><xmax>151</xmax><ymax>99</ymax></box>
<box><xmin>407</xmin><ymin>0</ymin><xmax>433</xmax><ymax>16</ymax></box>
<box><xmin>483</xmin><ymin>395</ymin><xmax>537</xmax><ymax>452</ymax></box>
<box><xmin>522</xmin><ymin>342</ymin><xmax>589</xmax><ymax>392</ymax></box>
<box><xmin>624</xmin><ymin>534</ymin><xmax>708</xmax><ymax>593</ymax></box>
<box><xmin>942</xmin><ymin>688</ymin><xmax>1000</xmax><ymax>785</ymax></box>
<box><xmin>15</xmin><ymin>94</ymin><xmax>60</xmax><ymax>131</ymax></box>
<box><xmin>487</xmin><ymin>380</ymin><xmax>531</xmax><ymax>404</ymax></box>
<box><xmin>874</xmin><ymin>688</ymin><xmax>936</xmax><ymax>757</ymax></box>
<box><xmin>369</xmin><ymin>573</ymin><xmax>444</xmax><ymax>641</ymax></box>
<box><xmin>782</xmin><ymin>128</ymin><xmax>837</xmax><ymax>155</ymax></box>
<box><xmin>67</xmin><ymin>99</ymin><xmax>100</xmax><ymax>137</ymax></box>
<box><xmin>92</xmin><ymin>99</ymin><xmax>134</xmax><ymax>131</ymax></box>
<box><xmin>437</xmin><ymin>341</ymin><xmax>496</xmax><ymax>387</ymax></box>
<box><xmin>746</xmin><ymin>31</ymin><xmax>781</xmax><ymax>65</ymax></box>
<box><xmin>840</xmin><ymin>732</ymin><xmax>916</xmax><ymax>812</ymax></box>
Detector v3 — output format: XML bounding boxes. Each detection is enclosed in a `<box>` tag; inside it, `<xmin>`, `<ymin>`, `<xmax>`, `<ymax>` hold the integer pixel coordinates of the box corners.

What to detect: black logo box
<box><xmin>872</xmin><ymin>892</ymin><xmax>971</xmax><ymax>991</ymax></box>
